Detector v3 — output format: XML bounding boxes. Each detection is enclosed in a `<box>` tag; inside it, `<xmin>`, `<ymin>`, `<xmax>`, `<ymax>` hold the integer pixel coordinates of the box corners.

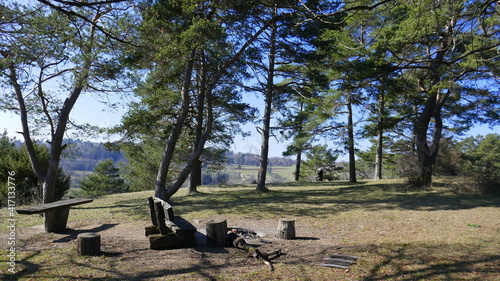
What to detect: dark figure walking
<box><xmin>317</xmin><ymin>168</ymin><xmax>324</xmax><ymax>181</ymax></box>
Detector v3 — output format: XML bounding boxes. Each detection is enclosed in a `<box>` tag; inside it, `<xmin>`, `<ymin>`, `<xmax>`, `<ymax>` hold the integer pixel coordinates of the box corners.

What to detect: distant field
<box><xmin>66</xmin><ymin>165</ymin><xmax>297</xmax><ymax>188</ymax></box>
<box><xmin>225</xmin><ymin>164</ymin><xmax>296</xmax><ymax>182</ymax></box>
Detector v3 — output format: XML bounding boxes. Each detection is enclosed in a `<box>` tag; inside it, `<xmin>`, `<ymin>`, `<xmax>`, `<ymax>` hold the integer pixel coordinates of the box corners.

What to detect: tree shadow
<box><xmin>158</xmin><ymin>182</ymin><xmax>500</xmax><ymax>219</ymax></box>
<box><xmin>0</xmin><ymin>250</ymin><xmax>42</xmax><ymax>281</ymax></box>
<box><xmin>52</xmin><ymin>223</ymin><xmax>119</xmax><ymax>243</ymax></box>
<box><xmin>358</xmin><ymin>243</ymin><xmax>500</xmax><ymax>280</ymax></box>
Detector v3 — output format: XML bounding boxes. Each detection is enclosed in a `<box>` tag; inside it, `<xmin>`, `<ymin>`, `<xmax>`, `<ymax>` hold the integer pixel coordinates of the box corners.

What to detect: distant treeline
<box><xmin>59</xmin><ymin>140</ymin><xmax>126</xmax><ymax>172</ymax></box>
<box><xmin>55</xmin><ymin>141</ymin><xmax>294</xmax><ymax>172</ymax></box>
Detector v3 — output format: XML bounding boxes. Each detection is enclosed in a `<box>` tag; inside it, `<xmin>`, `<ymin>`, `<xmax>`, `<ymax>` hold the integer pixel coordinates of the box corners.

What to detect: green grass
<box><xmin>225</xmin><ymin>164</ymin><xmax>296</xmax><ymax>182</ymax></box>
<box><xmin>1</xmin><ymin>179</ymin><xmax>499</xmax><ymax>280</ymax></box>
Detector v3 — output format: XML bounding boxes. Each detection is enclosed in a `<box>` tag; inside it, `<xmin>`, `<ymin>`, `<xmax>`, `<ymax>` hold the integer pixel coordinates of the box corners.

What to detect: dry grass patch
<box><xmin>1</xmin><ymin>179</ymin><xmax>499</xmax><ymax>280</ymax></box>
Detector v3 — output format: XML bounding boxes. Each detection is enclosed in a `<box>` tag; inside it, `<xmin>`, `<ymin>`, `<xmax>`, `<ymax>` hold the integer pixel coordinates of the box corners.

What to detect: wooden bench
<box><xmin>145</xmin><ymin>197</ymin><xmax>197</xmax><ymax>250</ymax></box>
<box><xmin>16</xmin><ymin>198</ymin><xmax>93</xmax><ymax>232</ymax></box>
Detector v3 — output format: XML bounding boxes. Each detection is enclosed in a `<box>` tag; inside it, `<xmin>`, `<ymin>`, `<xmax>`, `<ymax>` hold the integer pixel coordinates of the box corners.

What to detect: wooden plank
<box><xmin>16</xmin><ymin>198</ymin><xmax>93</xmax><ymax>214</ymax></box>
<box><xmin>153</xmin><ymin>200</ymin><xmax>169</xmax><ymax>235</ymax></box>
<box><xmin>153</xmin><ymin>197</ymin><xmax>174</xmax><ymax>221</ymax></box>
<box><xmin>161</xmin><ymin>201</ymin><xmax>174</xmax><ymax>222</ymax></box>
<box><xmin>329</xmin><ymin>254</ymin><xmax>360</xmax><ymax>260</ymax></box>
<box><xmin>317</xmin><ymin>263</ymin><xmax>350</xmax><ymax>269</ymax></box>
<box><xmin>147</xmin><ymin>197</ymin><xmax>157</xmax><ymax>226</ymax></box>
<box><xmin>323</xmin><ymin>258</ymin><xmax>357</xmax><ymax>264</ymax></box>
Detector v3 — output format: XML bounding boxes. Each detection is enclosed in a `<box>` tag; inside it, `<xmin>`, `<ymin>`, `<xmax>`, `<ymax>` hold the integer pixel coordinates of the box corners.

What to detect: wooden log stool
<box><xmin>206</xmin><ymin>219</ymin><xmax>227</xmax><ymax>247</ymax></box>
<box><xmin>77</xmin><ymin>232</ymin><xmax>101</xmax><ymax>256</ymax></box>
<box><xmin>277</xmin><ymin>218</ymin><xmax>295</xmax><ymax>240</ymax></box>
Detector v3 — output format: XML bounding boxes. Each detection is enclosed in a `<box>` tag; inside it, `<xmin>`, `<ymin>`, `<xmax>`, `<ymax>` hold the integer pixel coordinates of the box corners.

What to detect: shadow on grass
<box><xmin>52</xmin><ymin>223</ymin><xmax>119</xmax><ymax>243</ymax></box>
<box><xmin>5</xmin><ymin>241</ymin><xmax>498</xmax><ymax>281</ymax></box>
<box><xmin>358</xmin><ymin>243</ymin><xmax>500</xmax><ymax>280</ymax></box>
<box><xmin>94</xmin><ymin>181</ymin><xmax>500</xmax><ymax>220</ymax></box>
<box><xmin>0</xmin><ymin>251</ymin><xmax>42</xmax><ymax>281</ymax></box>
<box><xmin>166</xmin><ymin>182</ymin><xmax>500</xmax><ymax>219</ymax></box>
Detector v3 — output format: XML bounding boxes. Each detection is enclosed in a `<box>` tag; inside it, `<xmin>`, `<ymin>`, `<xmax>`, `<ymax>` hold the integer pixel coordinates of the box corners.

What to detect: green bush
<box><xmin>0</xmin><ymin>132</ymin><xmax>70</xmax><ymax>206</ymax></box>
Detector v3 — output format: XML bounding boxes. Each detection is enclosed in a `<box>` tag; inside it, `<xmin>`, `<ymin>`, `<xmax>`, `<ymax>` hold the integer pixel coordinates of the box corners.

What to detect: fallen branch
<box><xmin>228</xmin><ymin>230</ymin><xmax>281</xmax><ymax>271</ymax></box>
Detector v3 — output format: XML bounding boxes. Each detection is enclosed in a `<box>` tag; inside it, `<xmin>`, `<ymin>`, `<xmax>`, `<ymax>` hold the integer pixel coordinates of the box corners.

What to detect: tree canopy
<box><xmin>1</xmin><ymin>0</ymin><xmax>498</xmax><ymax>202</ymax></box>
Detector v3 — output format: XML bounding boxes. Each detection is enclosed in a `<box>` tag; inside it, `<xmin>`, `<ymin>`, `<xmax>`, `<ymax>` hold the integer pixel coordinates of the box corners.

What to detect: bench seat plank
<box><xmin>16</xmin><ymin>198</ymin><xmax>93</xmax><ymax>215</ymax></box>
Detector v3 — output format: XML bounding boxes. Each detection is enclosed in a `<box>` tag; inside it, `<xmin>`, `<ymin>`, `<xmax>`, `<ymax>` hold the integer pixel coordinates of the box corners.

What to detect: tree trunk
<box><xmin>156</xmin><ymin>21</ymin><xmax>272</xmax><ymax>200</ymax></box>
<box><xmin>374</xmin><ymin>90</ymin><xmax>384</xmax><ymax>181</ymax></box>
<box><xmin>346</xmin><ymin>92</ymin><xmax>357</xmax><ymax>183</ymax></box>
<box><xmin>256</xmin><ymin>6</ymin><xmax>277</xmax><ymax>193</ymax></box>
<box><xmin>155</xmin><ymin>49</ymin><xmax>196</xmax><ymax>200</ymax></box>
<box><xmin>374</xmin><ymin>130</ymin><xmax>383</xmax><ymax>181</ymax></box>
<box><xmin>413</xmin><ymin>21</ymin><xmax>452</xmax><ymax>187</ymax></box>
<box><xmin>8</xmin><ymin>15</ymin><xmax>96</xmax><ymax>205</ymax></box>
<box><xmin>162</xmin><ymin>72</ymin><xmax>215</xmax><ymax>200</ymax></box>
<box><xmin>294</xmin><ymin>149</ymin><xmax>302</xmax><ymax>181</ymax></box>
<box><xmin>415</xmin><ymin>101</ymin><xmax>443</xmax><ymax>187</ymax></box>
<box><xmin>189</xmin><ymin>52</ymin><xmax>207</xmax><ymax>194</ymax></box>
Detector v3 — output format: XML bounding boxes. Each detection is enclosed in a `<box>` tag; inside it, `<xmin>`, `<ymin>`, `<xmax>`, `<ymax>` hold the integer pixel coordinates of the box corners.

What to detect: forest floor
<box><xmin>1</xmin><ymin>179</ymin><xmax>499</xmax><ymax>280</ymax></box>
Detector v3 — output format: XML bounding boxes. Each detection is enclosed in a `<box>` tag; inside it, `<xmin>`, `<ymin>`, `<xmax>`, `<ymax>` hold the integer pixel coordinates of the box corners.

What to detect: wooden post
<box><xmin>277</xmin><ymin>218</ymin><xmax>295</xmax><ymax>240</ymax></box>
<box><xmin>147</xmin><ymin>197</ymin><xmax>157</xmax><ymax>226</ymax></box>
<box><xmin>77</xmin><ymin>232</ymin><xmax>101</xmax><ymax>256</ymax></box>
<box><xmin>206</xmin><ymin>219</ymin><xmax>227</xmax><ymax>247</ymax></box>
<box><xmin>44</xmin><ymin>207</ymin><xmax>70</xmax><ymax>232</ymax></box>
<box><xmin>153</xmin><ymin>201</ymin><xmax>169</xmax><ymax>235</ymax></box>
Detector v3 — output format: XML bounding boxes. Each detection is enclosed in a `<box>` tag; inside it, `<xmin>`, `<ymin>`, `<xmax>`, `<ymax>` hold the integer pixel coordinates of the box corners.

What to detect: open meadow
<box><xmin>1</xmin><ymin>179</ymin><xmax>499</xmax><ymax>280</ymax></box>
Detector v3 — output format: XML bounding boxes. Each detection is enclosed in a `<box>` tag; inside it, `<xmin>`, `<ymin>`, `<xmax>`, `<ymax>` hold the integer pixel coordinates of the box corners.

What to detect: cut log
<box><xmin>44</xmin><ymin>207</ymin><xmax>70</xmax><ymax>232</ymax></box>
<box><xmin>206</xmin><ymin>219</ymin><xmax>227</xmax><ymax>247</ymax></box>
<box><xmin>77</xmin><ymin>232</ymin><xmax>101</xmax><ymax>256</ymax></box>
<box><xmin>277</xmin><ymin>218</ymin><xmax>295</xmax><ymax>240</ymax></box>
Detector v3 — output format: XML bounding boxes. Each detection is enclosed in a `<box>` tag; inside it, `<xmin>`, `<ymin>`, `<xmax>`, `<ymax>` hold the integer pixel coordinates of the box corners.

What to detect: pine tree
<box><xmin>79</xmin><ymin>159</ymin><xmax>128</xmax><ymax>197</ymax></box>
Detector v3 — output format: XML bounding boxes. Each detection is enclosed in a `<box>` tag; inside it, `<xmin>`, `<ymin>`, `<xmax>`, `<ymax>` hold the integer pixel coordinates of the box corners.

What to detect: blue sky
<box><xmin>1</xmin><ymin>90</ymin><xmax>499</xmax><ymax>160</ymax></box>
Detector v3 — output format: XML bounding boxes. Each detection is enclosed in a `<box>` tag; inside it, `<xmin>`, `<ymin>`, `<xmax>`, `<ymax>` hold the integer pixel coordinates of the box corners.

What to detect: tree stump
<box><xmin>44</xmin><ymin>207</ymin><xmax>70</xmax><ymax>232</ymax></box>
<box><xmin>277</xmin><ymin>218</ymin><xmax>295</xmax><ymax>240</ymax></box>
<box><xmin>77</xmin><ymin>232</ymin><xmax>101</xmax><ymax>256</ymax></box>
<box><xmin>206</xmin><ymin>219</ymin><xmax>227</xmax><ymax>247</ymax></box>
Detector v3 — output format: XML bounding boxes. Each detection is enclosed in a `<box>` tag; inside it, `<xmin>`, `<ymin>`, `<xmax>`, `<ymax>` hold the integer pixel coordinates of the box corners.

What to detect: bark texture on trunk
<box><xmin>347</xmin><ymin>93</ymin><xmax>357</xmax><ymax>183</ymax></box>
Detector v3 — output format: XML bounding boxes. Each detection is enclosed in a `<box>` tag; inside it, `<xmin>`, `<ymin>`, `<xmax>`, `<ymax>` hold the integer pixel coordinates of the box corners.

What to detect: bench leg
<box><xmin>44</xmin><ymin>207</ymin><xmax>70</xmax><ymax>232</ymax></box>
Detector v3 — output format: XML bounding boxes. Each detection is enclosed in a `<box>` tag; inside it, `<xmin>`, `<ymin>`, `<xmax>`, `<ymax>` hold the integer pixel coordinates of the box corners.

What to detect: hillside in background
<box><xmin>58</xmin><ymin>141</ymin><xmax>295</xmax><ymax>187</ymax></box>
<box><xmin>59</xmin><ymin>140</ymin><xmax>126</xmax><ymax>187</ymax></box>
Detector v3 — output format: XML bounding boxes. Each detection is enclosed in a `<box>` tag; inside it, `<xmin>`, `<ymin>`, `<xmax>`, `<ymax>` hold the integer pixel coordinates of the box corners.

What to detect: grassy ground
<box><xmin>1</xmin><ymin>179</ymin><xmax>499</xmax><ymax>280</ymax></box>
<box><xmin>225</xmin><ymin>164</ymin><xmax>296</xmax><ymax>183</ymax></box>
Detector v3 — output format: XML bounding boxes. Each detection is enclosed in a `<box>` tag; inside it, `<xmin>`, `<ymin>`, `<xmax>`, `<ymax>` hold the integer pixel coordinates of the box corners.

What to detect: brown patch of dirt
<box><xmin>15</xmin><ymin>217</ymin><xmax>345</xmax><ymax>279</ymax></box>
